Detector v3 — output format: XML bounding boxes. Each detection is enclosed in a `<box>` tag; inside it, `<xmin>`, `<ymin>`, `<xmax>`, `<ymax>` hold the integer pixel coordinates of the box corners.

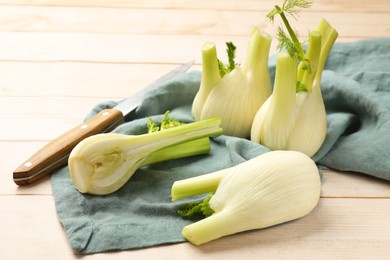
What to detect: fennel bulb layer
<box><xmin>192</xmin><ymin>42</ymin><xmax>221</xmax><ymax>121</ymax></box>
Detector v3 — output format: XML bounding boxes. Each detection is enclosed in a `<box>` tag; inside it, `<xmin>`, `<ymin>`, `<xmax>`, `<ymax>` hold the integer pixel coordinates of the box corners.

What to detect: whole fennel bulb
<box><xmin>196</xmin><ymin>28</ymin><xmax>272</xmax><ymax>138</ymax></box>
<box><xmin>251</xmin><ymin>19</ymin><xmax>338</xmax><ymax>157</ymax></box>
<box><xmin>174</xmin><ymin>150</ymin><xmax>321</xmax><ymax>245</ymax></box>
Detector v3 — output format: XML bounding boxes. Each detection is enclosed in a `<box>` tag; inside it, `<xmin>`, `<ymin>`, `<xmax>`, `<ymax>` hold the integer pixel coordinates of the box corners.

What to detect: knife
<box><xmin>13</xmin><ymin>61</ymin><xmax>194</xmax><ymax>186</ymax></box>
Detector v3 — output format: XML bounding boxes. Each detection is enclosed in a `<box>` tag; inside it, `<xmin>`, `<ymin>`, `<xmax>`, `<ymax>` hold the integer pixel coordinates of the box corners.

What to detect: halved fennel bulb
<box><xmin>69</xmin><ymin>118</ymin><xmax>222</xmax><ymax>195</ymax></box>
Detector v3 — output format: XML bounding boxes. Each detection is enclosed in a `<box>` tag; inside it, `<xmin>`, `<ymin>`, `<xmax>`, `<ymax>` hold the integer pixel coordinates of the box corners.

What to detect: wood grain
<box><xmin>1</xmin><ymin>197</ymin><xmax>389</xmax><ymax>259</ymax></box>
<box><xmin>0</xmin><ymin>62</ymin><xmax>186</xmax><ymax>97</ymax></box>
<box><xmin>0</xmin><ymin>0</ymin><xmax>389</xmax><ymax>12</ymax></box>
<box><xmin>0</xmin><ymin>6</ymin><xmax>387</xmax><ymax>38</ymax></box>
<box><xmin>1</xmin><ymin>0</ymin><xmax>389</xmax><ymax>259</ymax></box>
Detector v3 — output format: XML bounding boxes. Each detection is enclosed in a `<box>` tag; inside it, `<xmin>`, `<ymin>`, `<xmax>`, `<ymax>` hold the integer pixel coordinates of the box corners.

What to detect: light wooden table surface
<box><xmin>1</xmin><ymin>0</ymin><xmax>390</xmax><ymax>259</ymax></box>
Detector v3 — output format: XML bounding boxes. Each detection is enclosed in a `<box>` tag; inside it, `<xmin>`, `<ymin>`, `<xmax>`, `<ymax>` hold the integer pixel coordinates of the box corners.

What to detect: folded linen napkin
<box><xmin>52</xmin><ymin>38</ymin><xmax>390</xmax><ymax>254</ymax></box>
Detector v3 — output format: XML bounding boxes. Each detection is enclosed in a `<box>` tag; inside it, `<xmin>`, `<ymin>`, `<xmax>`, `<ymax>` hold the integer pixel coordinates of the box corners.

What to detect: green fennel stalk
<box><xmin>144</xmin><ymin>111</ymin><xmax>212</xmax><ymax>165</ymax></box>
<box><xmin>267</xmin><ymin>0</ymin><xmax>314</xmax><ymax>92</ymax></box>
<box><xmin>267</xmin><ymin>0</ymin><xmax>312</xmax><ymax>60</ymax></box>
<box><xmin>172</xmin><ymin>169</ymin><xmax>225</xmax><ymax>201</ymax></box>
<box><xmin>192</xmin><ymin>42</ymin><xmax>222</xmax><ymax>121</ymax></box>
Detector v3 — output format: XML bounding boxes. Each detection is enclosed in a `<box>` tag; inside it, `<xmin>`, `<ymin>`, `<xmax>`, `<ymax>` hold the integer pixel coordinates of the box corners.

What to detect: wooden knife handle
<box><xmin>13</xmin><ymin>109</ymin><xmax>124</xmax><ymax>186</ymax></box>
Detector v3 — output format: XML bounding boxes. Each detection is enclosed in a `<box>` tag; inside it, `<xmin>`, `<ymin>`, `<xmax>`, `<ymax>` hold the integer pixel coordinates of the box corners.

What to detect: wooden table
<box><xmin>1</xmin><ymin>0</ymin><xmax>390</xmax><ymax>259</ymax></box>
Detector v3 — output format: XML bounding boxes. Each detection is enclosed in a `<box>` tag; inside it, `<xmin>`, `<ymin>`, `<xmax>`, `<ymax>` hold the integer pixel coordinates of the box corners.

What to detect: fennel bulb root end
<box><xmin>68</xmin><ymin>155</ymin><xmax>94</xmax><ymax>193</ymax></box>
<box><xmin>182</xmin><ymin>209</ymin><xmax>235</xmax><ymax>246</ymax></box>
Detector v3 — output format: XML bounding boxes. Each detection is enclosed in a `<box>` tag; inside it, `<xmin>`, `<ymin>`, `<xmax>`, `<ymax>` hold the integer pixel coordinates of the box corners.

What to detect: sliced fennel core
<box><xmin>69</xmin><ymin>118</ymin><xmax>223</xmax><ymax>195</ymax></box>
<box><xmin>193</xmin><ymin>28</ymin><xmax>272</xmax><ymax>138</ymax></box>
<box><xmin>172</xmin><ymin>150</ymin><xmax>321</xmax><ymax>245</ymax></box>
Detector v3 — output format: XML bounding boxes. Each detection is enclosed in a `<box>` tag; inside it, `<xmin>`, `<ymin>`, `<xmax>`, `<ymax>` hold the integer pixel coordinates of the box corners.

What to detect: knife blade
<box><xmin>13</xmin><ymin>61</ymin><xmax>194</xmax><ymax>186</ymax></box>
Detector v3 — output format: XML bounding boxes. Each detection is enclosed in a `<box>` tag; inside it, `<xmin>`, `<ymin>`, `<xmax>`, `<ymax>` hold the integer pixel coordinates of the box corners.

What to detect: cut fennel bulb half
<box><xmin>69</xmin><ymin>118</ymin><xmax>223</xmax><ymax>195</ymax></box>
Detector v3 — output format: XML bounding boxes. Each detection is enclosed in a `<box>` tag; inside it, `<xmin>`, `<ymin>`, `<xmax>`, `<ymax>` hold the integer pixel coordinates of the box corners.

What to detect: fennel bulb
<box><xmin>251</xmin><ymin>19</ymin><xmax>338</xmax><ymax>157</ymax></box>
<box><xmin>173</xmin><ymin>150</ymin><xmax>321</xmax><ymax>245</ymax></box>
<box><xmin>196</xmin><ymin>28</ymin><xmax>272</xmax><ymax>138</ymax></box>
<box><xmin>68</xmin><ymin>118</ymin><xmax>222</xmax><ymax>195</ymax></box>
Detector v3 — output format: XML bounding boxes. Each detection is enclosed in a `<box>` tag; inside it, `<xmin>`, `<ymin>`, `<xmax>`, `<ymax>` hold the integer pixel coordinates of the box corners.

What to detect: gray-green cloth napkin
<box><xmin>51</xmin><ymin>38</ymin><xmax>390</xmax><ymax>254</ymax></box>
